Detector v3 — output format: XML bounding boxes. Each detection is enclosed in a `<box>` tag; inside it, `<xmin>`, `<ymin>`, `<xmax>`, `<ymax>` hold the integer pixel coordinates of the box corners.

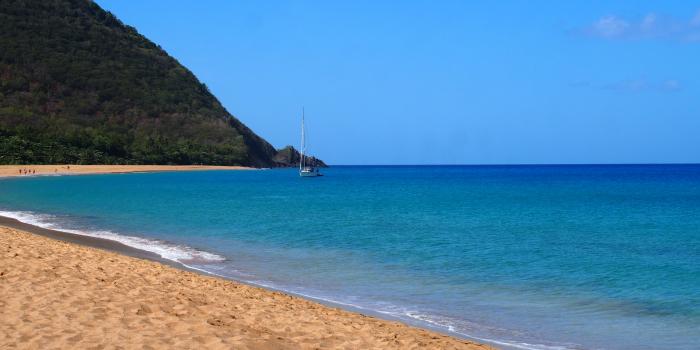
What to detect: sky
<box><xmin>97</xmin><ymin>0</ymin><xmax>699</xmax><ymax>165</ymax></box>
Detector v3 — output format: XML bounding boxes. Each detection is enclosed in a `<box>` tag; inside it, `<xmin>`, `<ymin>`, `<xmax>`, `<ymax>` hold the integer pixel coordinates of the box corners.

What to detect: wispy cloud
<box><xmin>581</xmin><ymin>10</ymin><xmax>700</xmax><ymax>42</ymax></box>
<box><xmin>692</xmin><ymin>10</ymin><xmax>700</xmax><ymax>26</ymax></box>
<box><xmin>603</xmin><ymin>79</ymin><xmax>649</xmax><ymax>91</ymax></box>
<box><xmin>572</xmin><ymin>79</ymin><xmax>683</xmax><ymax>92</ymax></box>
<box><xmin>660</xmin><ymin>79</ymin><xmax>682</xmax><ymax>91</ymax></box>
<box><xmin>588</xmin><ymin>15</ymin><xmax>630</xmax><ymax>38</ymax></box>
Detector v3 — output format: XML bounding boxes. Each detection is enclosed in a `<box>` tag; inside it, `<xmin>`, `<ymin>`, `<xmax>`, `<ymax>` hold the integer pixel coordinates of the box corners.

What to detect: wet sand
<box><xmin>0</xmin><ymin>164</ymin><xmax>252</xmax><ymax>177</ymax></box>
<box><xmin>0</xmin><ymin>221</ymin><xmax>495</xmax><ymax>349</ymax></box>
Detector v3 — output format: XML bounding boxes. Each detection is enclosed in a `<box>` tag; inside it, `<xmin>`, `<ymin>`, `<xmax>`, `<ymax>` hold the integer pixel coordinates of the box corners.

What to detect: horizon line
<box><xmin>323</xmin><ymin>162</ymin><xmax>700</xmax><ymax>167</ymax></box>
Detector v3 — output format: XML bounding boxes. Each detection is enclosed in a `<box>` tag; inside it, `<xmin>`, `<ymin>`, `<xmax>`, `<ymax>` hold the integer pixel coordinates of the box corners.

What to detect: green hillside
<box><xmin>0</xmin><ymin>0</ymin><xmax>295</xmax><ymax>167</ymax></box>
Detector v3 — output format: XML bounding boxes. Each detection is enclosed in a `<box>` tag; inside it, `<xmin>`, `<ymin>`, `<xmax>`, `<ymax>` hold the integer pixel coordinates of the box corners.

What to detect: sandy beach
<box><xmin>0</xmin><ymin>164</ymin><xmax>252</xmax><ymax>177</ymax></box>
<box><xmin>0</xmin><ymin>222</ymin><xmax>494</xmax><ymax>350</ymax></box>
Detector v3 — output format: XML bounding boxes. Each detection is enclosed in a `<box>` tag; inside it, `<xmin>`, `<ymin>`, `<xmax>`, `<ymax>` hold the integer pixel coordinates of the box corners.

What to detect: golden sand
<box><xmin>0</xmin><ymin>164</ymin><xmax>252</xmax><ymax>177</ymax></box>
<box><xmin>0</xmin><ymin>226</ymin><xmax>495</xmax><ymax>349</ymax></box>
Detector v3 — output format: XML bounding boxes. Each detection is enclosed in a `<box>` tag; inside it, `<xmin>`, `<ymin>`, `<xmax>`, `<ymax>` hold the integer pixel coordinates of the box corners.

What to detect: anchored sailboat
<box><xmin>299</xmin><ymin>108</ymin><xmax>322</xmax><ymax>177</ymax></box>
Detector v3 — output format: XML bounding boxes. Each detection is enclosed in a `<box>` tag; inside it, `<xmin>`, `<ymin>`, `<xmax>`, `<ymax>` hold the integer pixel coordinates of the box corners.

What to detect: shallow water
<box><xmin>1</xmin><ymin>165</ymin><xmax>698</xmax><ymax>349</ymax></box>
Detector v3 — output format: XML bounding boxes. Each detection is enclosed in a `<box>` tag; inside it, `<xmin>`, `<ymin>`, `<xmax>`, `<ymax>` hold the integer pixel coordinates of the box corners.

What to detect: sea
<box><xmin>0</xmin><ymin>165</ymin><xmax>698</xmax><ymax>350</ymax></box>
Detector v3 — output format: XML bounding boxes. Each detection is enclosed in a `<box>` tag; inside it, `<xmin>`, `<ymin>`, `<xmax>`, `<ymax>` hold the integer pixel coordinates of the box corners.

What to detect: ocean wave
<box><xmin>382</xmin><ymin>308</ymin><xmax>581</xmax><ymax>350</ymax></box>
<box><xmin>0</xmin><ymin>210</ymin><xmax>226</xmax><ymax>264</ymax></box>
<box><xmin>0</xmin><ymin>209</ymin><xmax>579</xmax><ymax>350</ymax></box>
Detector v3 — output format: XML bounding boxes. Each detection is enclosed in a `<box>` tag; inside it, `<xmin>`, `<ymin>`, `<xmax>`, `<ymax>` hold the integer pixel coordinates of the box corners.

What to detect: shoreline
<box><xmin>0</xmin><ymin>164</ymin><xmax>254</xmax><ymax>178</ymax></box>
<box><xmin>0</xmin><ymin>214</ymin><xmax>496</xmax><ymax>349</ymax></box>
<box><xmin>0</xmin><ymin>215</ymin><xmax>184</xmax><ymax>270</ymax></box>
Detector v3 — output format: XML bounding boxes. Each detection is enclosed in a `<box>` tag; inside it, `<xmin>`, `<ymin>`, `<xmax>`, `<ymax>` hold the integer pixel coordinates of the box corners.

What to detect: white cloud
<box><xmin>691</xmin><ymin>10</ymin><xmax>700</xmax><ymax>26</ymax></box>
<box><xmin>640</xmin><ymin>13</ymin><xmax>657</xmax><ymax>31</ymax></box>
<box><xmin>581</xmin><ymin>10</ymin><xmax>700</xmax><ymax>42</ymax></box>
<box><xmin>590</xmin><ymin>15</ymin><xmax>630</xmax><ymax>38</ymax></box>
<box><xmin>604</xmin><ymin>79</ymin><xmax>648</xmax><ymax>91</ymax></box>
<box><xmin>661</xmin><ymin>79</ymin><xmax>681</xmax><ymax>91</ymax></box>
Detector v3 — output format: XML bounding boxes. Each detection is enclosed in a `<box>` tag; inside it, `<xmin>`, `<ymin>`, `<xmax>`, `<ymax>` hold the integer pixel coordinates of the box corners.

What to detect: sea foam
<box><xmin>0</xmin><ymin>210</ymin><xmax>226</xmax><ymax>264</ymax></box>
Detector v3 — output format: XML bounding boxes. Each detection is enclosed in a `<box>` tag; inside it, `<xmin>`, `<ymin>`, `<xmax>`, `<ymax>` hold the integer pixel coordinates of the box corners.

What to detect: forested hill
<box><xmin>0</xmin><ymin>0</ymin><xmax>310</xmax><ymax>167</ymax></box>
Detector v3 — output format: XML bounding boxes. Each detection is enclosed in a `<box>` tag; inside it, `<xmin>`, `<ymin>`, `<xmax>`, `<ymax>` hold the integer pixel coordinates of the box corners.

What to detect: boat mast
<box><xmin>300</xmin><ymin>107</ymin><xmax>305</xmax><ymax>171</ymax></box>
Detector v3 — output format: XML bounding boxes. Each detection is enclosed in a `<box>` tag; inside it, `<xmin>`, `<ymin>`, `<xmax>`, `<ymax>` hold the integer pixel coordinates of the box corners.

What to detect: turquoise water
<box><xmin>1</xmin><ymin>165</ymin><xmax>698</xmax><ymax>349</ymax></box>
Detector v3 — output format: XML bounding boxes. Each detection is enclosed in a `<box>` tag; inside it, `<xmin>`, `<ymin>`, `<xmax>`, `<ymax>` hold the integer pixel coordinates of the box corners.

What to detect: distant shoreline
<box><xmin>0</xmin><ymin>164</ymin><xmax>254</xmax><ymax>178</ymax></box>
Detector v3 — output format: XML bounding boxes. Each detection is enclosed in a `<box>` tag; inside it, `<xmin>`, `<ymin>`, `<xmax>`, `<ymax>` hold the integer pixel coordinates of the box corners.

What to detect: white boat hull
<box><xmin>300</xmin><ymin>170</ymin><xmax>321</xmax><ymax>177</ymax></box>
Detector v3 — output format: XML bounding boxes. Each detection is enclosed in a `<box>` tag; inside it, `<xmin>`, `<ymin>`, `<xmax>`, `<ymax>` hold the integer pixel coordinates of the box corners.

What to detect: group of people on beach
<box><xmin>18</xmin><ymin>168</ymin><xmax>36</xmax><ymax>175</ymax></box>
<box><xmin>17</xmin><ymin>165</ymin><xmax>71</xmax><ymax>176</ymax></box>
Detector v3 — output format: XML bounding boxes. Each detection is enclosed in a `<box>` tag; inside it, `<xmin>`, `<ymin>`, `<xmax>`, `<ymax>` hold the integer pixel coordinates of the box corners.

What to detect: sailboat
<box><xmin>299</xmin><ymin>108</ymin><xmax>322</xmax><ymax>177</ymax></box>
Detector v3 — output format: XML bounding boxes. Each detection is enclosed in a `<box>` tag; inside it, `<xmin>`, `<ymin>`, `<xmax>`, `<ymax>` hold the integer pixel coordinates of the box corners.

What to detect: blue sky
<box><xmin>97</xmin><ymin>1</ymin><xmax>699</xmax><ymax>165</ymax></box>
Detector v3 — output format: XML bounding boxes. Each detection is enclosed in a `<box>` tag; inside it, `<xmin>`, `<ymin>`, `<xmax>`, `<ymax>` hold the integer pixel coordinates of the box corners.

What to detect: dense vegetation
<box><xmin>0</xmin><ymin>0</ymin><xmax>284</xmax><ymax>166</ymax></box>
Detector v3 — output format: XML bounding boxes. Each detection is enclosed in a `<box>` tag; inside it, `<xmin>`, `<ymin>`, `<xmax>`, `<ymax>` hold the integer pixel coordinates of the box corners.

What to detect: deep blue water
<box><xmin>1</xmin><ymin>165</ymin><xmax>699</xmax><ymax>349</ymax></box>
